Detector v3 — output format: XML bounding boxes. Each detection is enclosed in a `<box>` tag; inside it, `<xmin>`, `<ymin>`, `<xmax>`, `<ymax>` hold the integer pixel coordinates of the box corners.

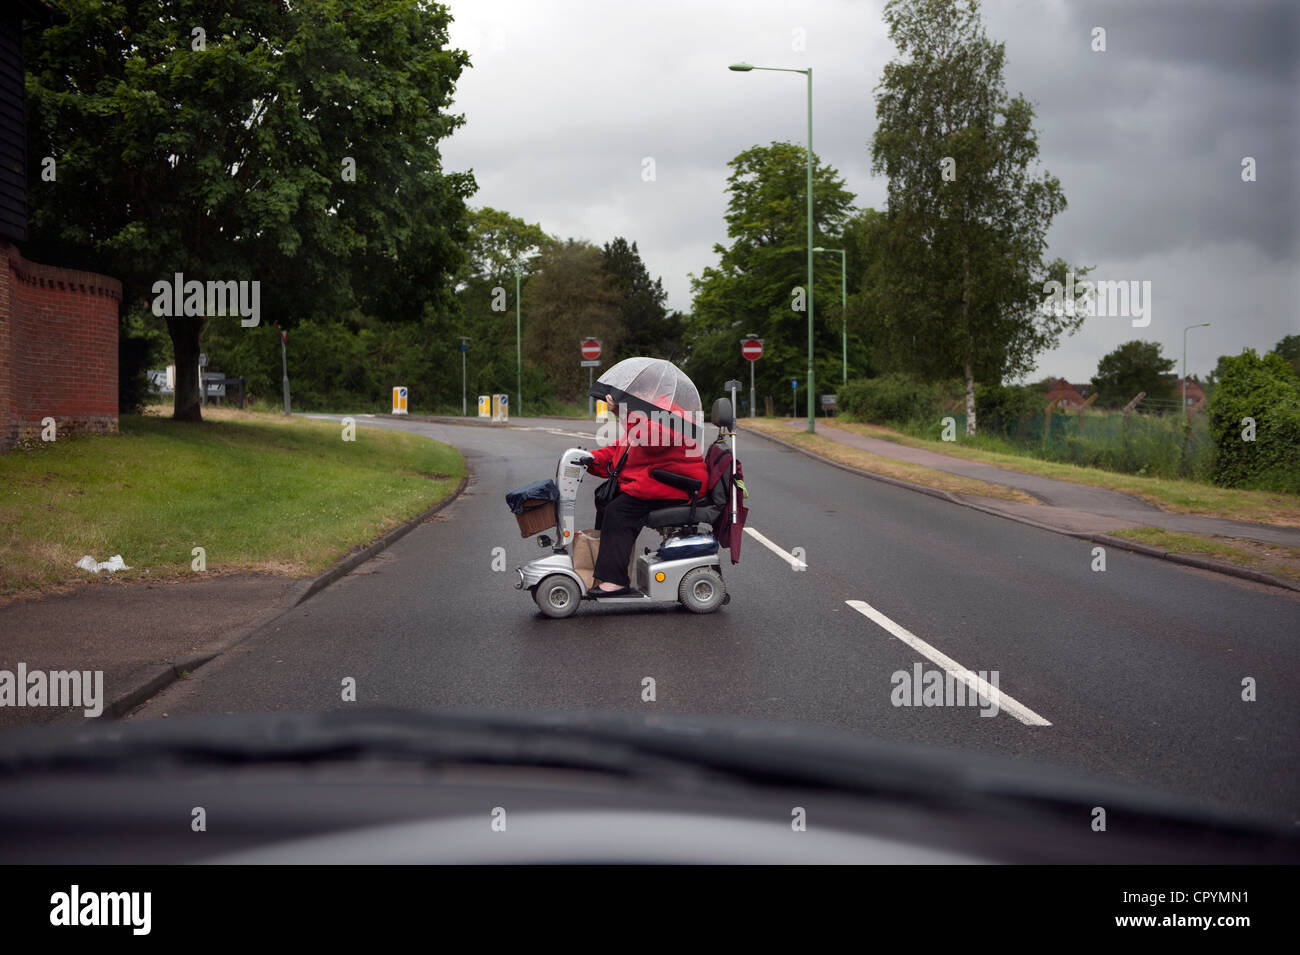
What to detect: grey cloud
<box><xmin>441</xmin><ymin>0</ymin><xmax>1297</xmax><ymax>380</ymax></box>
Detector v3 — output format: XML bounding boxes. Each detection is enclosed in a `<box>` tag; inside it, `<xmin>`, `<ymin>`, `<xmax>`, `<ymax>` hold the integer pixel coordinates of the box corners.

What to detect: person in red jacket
<box><xmin>583</xmin><ymin>395</ymin><xmax>708</xmax><ymax>596</ymax></box>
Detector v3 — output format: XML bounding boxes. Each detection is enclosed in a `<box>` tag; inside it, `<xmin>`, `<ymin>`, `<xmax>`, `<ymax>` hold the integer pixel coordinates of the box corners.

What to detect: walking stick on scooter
<box><xmin>724</xmin><ymin>379</ymin><xmax>740</xmax><ymax>527</ymax></box>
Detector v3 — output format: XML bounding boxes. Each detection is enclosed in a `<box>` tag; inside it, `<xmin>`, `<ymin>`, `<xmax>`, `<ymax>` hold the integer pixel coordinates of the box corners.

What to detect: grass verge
<box><xmin>741</xmin><ymin>417</ymin><xmax>1035</xmax><ymax>504</ymax></box>
<box><xmin>812</xmin><ymin>419</ymin><xmax>1300</xmax><ymax>528</ymax></box>
<box><xmin>0</xmin><ymin>406</ymin><xmax>466</xmax><ymax>600</ymax></box>
<box><xmin>1108</xmin><ymin>528</ymin><xmax>1300</xmax><ymax>585</ymax></box>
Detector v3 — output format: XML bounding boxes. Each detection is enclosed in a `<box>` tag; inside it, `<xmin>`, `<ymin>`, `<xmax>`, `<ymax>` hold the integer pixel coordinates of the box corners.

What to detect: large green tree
<box><xmin>459</xmin><ymin>206</ymin><xmax>553</xmax><ymax>284</ymax></box>
<box><xmin>522</xmin><ymin>240</ymin><xmax>623</xmax><ymax>403</ymax></box>
<box><xmin>454</xmin><ymin>207</ymin><xmax>554</xmax><ymax>404</ymax></box>
<box><xmin>1273</xmin><ymin>334</ymin><xmax>1300</xmax><ymax>377</ymax></box>
<box><xmin>601</xmin><ymin>237</ymin><xmax>683</xmax><ymax>363</ymax></box>
<box><xmin>687</xmin><ymin>142</ymin><xmax>856</xmax><ymax>406</ymax></box>
<box><xmin>871</xmin><ymin>0</ymin><xmax>1081</xmax><ymax>433</ymax></box>
<box><xmin>840</xmin><ymin>207</ymin><xmax>891</xmax><ymax>379</ymax></box>
<box><xmin>1090</xmin><ymin>340</ymin><xmax>1176</xmax><ymax>408</ymax></box>
<box><xmin>24</xmin><ymin>0</ymin><xmax>474</xmax><ymax>420</ymax></box>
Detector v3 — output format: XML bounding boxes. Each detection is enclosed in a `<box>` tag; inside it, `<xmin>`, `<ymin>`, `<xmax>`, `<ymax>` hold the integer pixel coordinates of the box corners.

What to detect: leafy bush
<box><xmin>835</xmin><ymin>374</ymin><xmax>942</xmax><ymax>425</ymax></box>
<box><xmin>1207</xmin><ymin>349</ymin><xmax>1300</xmax><ymax>492</ymax></box>
<box><xmin>975</xmin><ymin>383</ymin><xmax>1041</xmax><ymax>436</ymax></box>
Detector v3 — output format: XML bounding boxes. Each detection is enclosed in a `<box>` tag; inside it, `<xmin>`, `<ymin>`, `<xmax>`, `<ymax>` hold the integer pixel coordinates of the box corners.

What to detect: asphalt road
<box><xmin>130</xmin><ymin>414</ymin><xmax>1300</xmax><ymax>825</ymax></box>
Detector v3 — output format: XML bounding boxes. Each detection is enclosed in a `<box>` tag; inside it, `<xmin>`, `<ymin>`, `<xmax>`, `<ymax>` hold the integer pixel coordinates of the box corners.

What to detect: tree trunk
<box><xmin>964</xmin><ymin>356</ymin><xmax>976</xmax><ymax>437</ymax></box>
<box><xmin>961</xmin><ymin>242</ymin><xmax>976</xmax><ymax>435</ymax></box>
<box><xmin>168</xmin><ymin>317</ymin><xmax>203</xmax><ymax>422</ymax></box>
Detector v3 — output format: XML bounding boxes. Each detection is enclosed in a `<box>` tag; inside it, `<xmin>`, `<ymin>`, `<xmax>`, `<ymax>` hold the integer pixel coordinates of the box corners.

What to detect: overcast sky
<box><xmin>440</xmin><ymin>0</ymin><xmax>1298</xmax><ymax>382</ymax></box>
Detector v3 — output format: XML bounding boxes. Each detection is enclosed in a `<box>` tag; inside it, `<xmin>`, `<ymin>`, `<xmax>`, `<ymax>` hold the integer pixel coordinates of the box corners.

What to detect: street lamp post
<box><xmin>731</xmin><ymin>61</ymin><xmax>816</xmax><ymax>434</ymax></box>
<box><xmin>458</xmin><ymin>336</ymin><xmax>471</xmax><ymax>416</ymax></box>
<box><xmin>513</xmin><ymin>252</ymin><xmax>541</xmax><ymax>418</ymax></box>
<box><xmin>1182</xmin><ymin>322</ymin><xmax>1211</xmax><ymax>420</ymax></box>
<box><xmin>813</xmin><ymin>247</ymin><xmax>847</xmax><ymax>382</ymax></box>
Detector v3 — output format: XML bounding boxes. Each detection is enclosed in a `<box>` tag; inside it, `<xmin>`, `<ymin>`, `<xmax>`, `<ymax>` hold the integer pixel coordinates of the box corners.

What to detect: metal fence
<box><xmin>946</xmin><ymin>409</ymin><xmax>1212</xmax><ymax>479</ymax></box>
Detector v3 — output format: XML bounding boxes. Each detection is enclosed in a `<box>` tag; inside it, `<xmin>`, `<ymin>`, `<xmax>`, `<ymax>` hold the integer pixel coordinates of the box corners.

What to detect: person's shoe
<box><xmin>587</xmin><ymin>585</ymin><xmax>633</xmax><ymax>598</ymax></box>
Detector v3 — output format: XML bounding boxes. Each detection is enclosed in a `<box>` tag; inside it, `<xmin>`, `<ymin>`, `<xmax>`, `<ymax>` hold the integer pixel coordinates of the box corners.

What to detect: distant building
<box><xmin>1044</xmin><ymin>378</ymin><xmax>1093</xmax><ymax>409</ymax></box>
<box><xmin>1168</xmin><ymin>377</ymin><xmax>1206</xmax><ymax>412</ymax></box>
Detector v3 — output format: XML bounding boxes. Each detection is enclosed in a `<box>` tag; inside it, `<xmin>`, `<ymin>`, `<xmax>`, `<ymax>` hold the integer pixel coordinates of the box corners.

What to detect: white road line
<box><xmin>743</xmin><ymin>527</ymin><xmax>807</xmax><ymax>570</ymax></box>
<box><xmin>845</xmin><ymin>599</ymin><xmax>1052</xmax><ymax>727</ymax></box>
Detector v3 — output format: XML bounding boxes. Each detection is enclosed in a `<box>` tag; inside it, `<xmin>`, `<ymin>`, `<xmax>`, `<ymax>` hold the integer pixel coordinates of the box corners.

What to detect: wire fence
<box><xmin>945</xmin><ymin>408</ymin><xmax>1212</xmax><ymax>479</ymax></box>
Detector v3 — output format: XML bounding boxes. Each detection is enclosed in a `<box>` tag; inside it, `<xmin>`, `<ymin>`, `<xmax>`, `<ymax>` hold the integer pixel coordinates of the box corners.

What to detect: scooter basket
<box><xmin>515</xmin><ymin>499</ymin><xmax>557</xmax><ymax>538</ymax></box>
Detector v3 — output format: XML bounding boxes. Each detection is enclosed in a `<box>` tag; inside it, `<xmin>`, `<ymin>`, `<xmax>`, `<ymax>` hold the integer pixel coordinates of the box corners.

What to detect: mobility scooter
<box><xmin>515</xmin><ymin>397</ymin><xmax>739</xmax><ymax>617</ymax></box>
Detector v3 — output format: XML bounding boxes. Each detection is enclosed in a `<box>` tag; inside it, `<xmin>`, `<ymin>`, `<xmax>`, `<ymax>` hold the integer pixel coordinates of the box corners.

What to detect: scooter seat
<box><xmin>645</xmin><ymin>501</ymin><xmax>724</xmax><ymax>527</ymax></box>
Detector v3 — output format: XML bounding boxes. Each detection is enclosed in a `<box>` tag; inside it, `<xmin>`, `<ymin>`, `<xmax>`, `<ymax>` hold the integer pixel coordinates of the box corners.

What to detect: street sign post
<box><xmin>791</xmin><ymin>378</ymin><xmax>798</xmax><ymax>418</ymax></box>
<box><xmin>741</xmin><ymin>335</ymin><xmax>762</xmax><ymax>418</ymax></box>
<box><xmin>581</xmin><ymin>339</ymin><xmax>602</xmax><ymax>417</ymax></box>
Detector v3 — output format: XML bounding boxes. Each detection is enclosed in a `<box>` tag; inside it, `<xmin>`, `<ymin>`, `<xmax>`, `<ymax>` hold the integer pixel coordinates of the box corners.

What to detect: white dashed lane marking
<box><xmin>846</xmin><ymin>599</ymin><xmax>1052</xmax><ymax>726</ymax></box>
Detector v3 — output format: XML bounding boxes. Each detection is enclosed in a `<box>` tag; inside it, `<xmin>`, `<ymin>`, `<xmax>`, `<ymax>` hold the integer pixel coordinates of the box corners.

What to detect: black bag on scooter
<box><xmin>592</xmin><ymin>446</ymin><xmax>630</xmax><ymax>513</ymax></box>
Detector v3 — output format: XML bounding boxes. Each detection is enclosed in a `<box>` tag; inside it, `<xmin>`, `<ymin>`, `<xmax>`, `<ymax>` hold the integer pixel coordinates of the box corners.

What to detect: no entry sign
<box><xmin>581</xmin><ymin>338</ymin><xmax>601</xmax><ymax>360</ymax></box>
<box><xmin>741</xmin><ymin>337</ymin><xmax>763</xmax><ymax>361</ymax></box>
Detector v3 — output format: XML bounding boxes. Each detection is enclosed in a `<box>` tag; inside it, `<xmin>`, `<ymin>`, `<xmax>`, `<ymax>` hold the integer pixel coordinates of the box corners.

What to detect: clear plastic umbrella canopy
<box><xmin>589</xmin><ymin>357</ymin><xmax>703</xmax><ymax>440</ymax></box>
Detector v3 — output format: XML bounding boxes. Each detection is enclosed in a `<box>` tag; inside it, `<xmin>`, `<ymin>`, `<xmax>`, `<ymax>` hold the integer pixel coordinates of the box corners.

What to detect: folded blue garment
<box><xmin>505</xmin><ymin>478</ymin><xmax>559</xmax><ymax>514</ymax></box>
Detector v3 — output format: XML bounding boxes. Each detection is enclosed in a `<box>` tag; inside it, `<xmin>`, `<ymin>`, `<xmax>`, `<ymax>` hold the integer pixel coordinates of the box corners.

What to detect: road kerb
<box><xmin>295</xmin><ymin>473</ymin><xmax>470</xmax><ymax>605</ymax></box>
<box><xmin>73</xmin><ymin>472</ymin><xmax>472</xmax><ymax>722</ymax></box>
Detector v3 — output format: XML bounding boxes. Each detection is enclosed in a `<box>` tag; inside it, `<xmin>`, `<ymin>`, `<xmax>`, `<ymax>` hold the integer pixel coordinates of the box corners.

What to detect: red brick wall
<box><xmin>1</xmin><ymin>241</ymin><xmax>121</xmax><ymax>450</ymax></box>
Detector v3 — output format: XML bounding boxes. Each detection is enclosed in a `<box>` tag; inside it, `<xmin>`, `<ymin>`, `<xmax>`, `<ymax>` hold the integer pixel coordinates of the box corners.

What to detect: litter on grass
<box><xmin>75</xmin><ymin>555</ymin><xmax>130</xmax><ymax>574</ymax></box>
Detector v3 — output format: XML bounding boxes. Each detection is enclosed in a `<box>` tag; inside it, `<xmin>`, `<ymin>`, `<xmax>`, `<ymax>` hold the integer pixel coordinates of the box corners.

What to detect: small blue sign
<box><xmin>791</xmin><ymin>379</ymin><xmax>798</xmax><ymax>390</ymax></box>
<box><xmin>459</xmin><ymin>343</ymin><xmax>467</xmax><ymax>352</ymax></box>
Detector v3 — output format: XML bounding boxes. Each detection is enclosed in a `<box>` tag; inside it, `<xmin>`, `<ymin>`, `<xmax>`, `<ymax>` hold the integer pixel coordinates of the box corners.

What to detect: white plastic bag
<box><xmin>75</xmin><ymin>554</ymin><xmax>130</xmax><ymax>574</ymax></box>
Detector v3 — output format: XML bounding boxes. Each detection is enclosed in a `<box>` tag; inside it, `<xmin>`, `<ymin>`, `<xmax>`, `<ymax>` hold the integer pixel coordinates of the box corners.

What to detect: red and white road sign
<box><xmin>741</xmin><ymin>337</ymin><xmax>763</xmax><ymax>361</ymax></box>
<box><xmin>581</xmin><ymin>338</ymin><xmax>601</xmax><ymax>360</ymax></box>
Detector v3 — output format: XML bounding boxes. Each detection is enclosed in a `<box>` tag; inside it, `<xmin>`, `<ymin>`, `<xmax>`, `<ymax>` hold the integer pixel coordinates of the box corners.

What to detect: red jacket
<box><xmin>586</xmin><ymin>410</ymin><xmax>708</xmax><ymax>501</ymax></box>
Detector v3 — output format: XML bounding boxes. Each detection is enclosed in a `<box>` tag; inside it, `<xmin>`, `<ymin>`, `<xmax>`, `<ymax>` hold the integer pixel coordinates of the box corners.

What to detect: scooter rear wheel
<box><xmin>678</xmin><ymin>566</ymin><xmax>726</xmax><ymax>614</ymax></box>
<box><xmin>534</xmin><ymin>574</ymin><xmax>581</xmax><ymax>618</ymax></box>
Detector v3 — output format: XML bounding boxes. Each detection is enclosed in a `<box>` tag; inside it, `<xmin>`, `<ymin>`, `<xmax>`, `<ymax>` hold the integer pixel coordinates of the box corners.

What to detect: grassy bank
<box><xmin>1108</xmin><ymin>528</ymin><xmax>1300</xmax><ymax>585</ymax></box>
<box><xmin>740</xmin><ymin>417</ymin><xmax>1035</xmax><ymax>503</ymax></box>
<box><xmin>818</xmin><ymin>419</ymin><xmax>1300</xmax><ymax>528</ymax></box>
<box><xmin>0</xmin><ymin>407</ymin><xmax>465</xmax><ymax>599</ymax></box>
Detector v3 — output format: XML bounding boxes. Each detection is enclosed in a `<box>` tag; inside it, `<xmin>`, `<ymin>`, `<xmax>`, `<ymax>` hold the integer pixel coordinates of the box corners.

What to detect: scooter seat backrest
<box><xmin>710</xmin><ymin>397</ymin><xmax>735</xmax><ymax>429</ymax></box>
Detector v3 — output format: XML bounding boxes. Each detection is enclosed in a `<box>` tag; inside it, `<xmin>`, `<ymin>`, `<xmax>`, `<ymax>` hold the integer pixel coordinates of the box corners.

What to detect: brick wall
<box><xmin>1</xmin><ymin>240</ymin><xmax>121</xmax><ymax>450</ymax></box>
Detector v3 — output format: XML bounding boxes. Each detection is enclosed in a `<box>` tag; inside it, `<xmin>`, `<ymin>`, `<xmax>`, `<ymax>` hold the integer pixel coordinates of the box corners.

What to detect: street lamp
<box><xmin>458</xmin><ymin>336</ymin><xmax>472</xmax><ymax>416</ymax></box>
<box><xmin>730</xmin><ymin>61</ymin><xmax>816</xmax><ymax>434</ymax></box>
<box><xmin>813</xmin><ymin>246</ymin><xmax>846</xmax><ymax>382</ymax></box>
<box><xmin>513</xmin><ymin>251</ymin><xmax>541</xmax><ymax>418</ymax></box>
<box><xmin>1182</xmin><ymin>322</ymin><xmax>1210</xmax><ymax>419</ymax></box>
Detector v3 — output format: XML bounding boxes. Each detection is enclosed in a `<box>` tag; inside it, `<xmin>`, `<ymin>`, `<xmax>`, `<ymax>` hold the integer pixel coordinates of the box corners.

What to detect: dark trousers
<box><xmin>593</xmin><ymin>492</ymin><xmax>681</xmax><ymax>587</ymax></box>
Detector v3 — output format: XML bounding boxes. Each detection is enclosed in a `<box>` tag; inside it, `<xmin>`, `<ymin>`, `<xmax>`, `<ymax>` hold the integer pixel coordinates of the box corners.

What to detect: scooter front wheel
<box><xmin>534</xmin><ymin>574</ymin><xmax>581</xmax><ymax>618</ymax></box>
